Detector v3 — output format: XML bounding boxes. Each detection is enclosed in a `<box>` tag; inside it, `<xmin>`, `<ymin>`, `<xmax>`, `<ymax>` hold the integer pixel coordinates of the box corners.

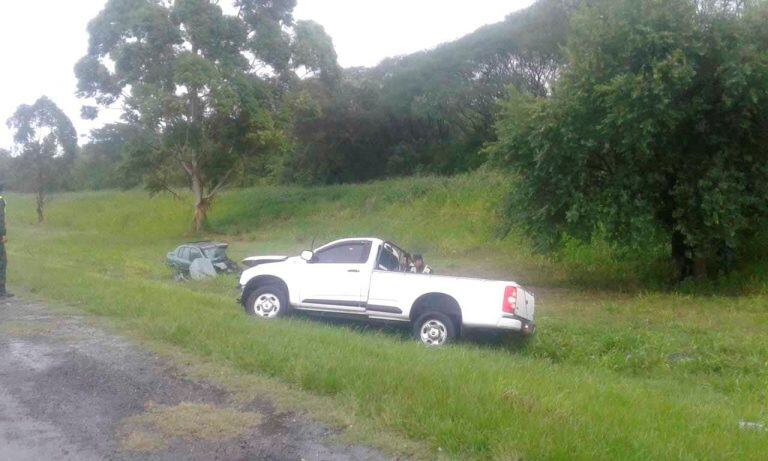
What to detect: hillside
<box><xmin>7</xmin><ymin>173</ymin><xmax>768</xmax><ymax>459</ymax></box>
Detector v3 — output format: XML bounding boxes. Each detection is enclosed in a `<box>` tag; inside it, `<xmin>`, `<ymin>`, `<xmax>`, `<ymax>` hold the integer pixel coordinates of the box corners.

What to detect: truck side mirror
<box><xmin>300</xmin><ymin>250</ymin><xmax>314</xmax><ymax>262</ymax></box>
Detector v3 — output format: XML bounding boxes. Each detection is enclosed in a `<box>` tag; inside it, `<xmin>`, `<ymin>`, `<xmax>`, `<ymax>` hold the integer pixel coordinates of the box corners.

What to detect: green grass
<box><xmin>7</xmin><ymin>171</ymin><xmax>768</xmax><ymax>460</ymax></box>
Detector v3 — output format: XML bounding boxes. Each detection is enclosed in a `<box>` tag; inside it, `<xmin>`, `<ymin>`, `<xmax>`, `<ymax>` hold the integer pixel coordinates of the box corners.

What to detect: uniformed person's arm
<box><xmin>0</xmin><ymin>197</ymin><xmax>6</xmax><ymax>238</ymax></box>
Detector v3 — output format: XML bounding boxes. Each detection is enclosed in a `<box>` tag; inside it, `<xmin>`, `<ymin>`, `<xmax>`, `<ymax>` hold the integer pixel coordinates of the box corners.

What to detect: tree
<box><xmin>488</xmin><ymin>0</ymin><xmax>768</xmax><ymax>279</ymax></box>
<box><xmin>6</xmin><ymin>96</ymin><xmax>77</xmax><ymax>223</ymax></box>
<box><xmin>70</xmin><ymin>123</ymin><xmax>151</xmax><ymax>190</ymax></box>
<box><xmin>75</xmin><ymin>0</ymin><xmax>298</xmax><ymax>231</ymax></box>
<box><xmin>0</xmin><ymin>149</ymin><xmax>11</xmax><ymax>181</ymax></box>
<box><xmin>287</xmin><ymin>0</ymin><xmax>573</xmax><ymax>183</ymax></box>
<box><xmin>291</xmin><ymin>20</ymin><xmax>341</xmax><ymax>85</ymax></box>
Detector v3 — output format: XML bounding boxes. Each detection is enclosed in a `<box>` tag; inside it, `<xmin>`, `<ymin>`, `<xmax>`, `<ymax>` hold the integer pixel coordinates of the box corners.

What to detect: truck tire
<box><xmin>245</xmin><ymin>285</ymin><xmax>289</xmax><ymax>319</ymax></box>
<box><xmin>413</xmin><ymin>312</ymin><xmax>456</xmax><ymax>346</ymax></box>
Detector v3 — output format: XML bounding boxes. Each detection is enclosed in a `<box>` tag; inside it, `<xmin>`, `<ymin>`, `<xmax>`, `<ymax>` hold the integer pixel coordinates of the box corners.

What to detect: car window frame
<box><xmin>375</xmin><ymin>244</ymin><xmax>401</xmax><ymax>271</ymax></box>
<box><xmin>204</xmin><ymin>246</ymin><xmax>225</xmax><ymax>260</ymax></box>
<box><xmin>312</xmin><ymin>240</ymin><xmax>372</xmax><ymax>264</ymax></box>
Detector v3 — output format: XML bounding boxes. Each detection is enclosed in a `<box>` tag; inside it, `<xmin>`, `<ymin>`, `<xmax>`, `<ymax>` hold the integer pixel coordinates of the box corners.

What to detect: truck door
<box><xmin>298</xmin><ymin>240</ymin><xmax>373</xmax><ymax>312</ymax></box>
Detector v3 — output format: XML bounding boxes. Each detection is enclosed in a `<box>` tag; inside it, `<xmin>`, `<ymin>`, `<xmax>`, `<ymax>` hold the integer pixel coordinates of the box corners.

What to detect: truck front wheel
<box><xmin>245</xmin><ymin>285</ymin><xmax>288</xmax><ymax>319</ymax></box>
<box><xmin>413</xmin><ymin>312</ymin><xmax>456</xmax><ymax>346</ymax></box>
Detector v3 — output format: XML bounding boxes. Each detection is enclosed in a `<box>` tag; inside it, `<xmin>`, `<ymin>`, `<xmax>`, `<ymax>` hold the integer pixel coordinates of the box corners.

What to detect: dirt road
<box><xmin>0</xmin><ymin>297</ymin><xmax>388</xmax><ymax>461</ymax></box>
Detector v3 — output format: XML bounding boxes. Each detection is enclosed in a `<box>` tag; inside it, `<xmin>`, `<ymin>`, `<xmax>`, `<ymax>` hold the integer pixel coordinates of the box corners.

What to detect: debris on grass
<box><xmin>738</xmin><ymin>421</ymin><xmax>766</xmax><ymax>432</ymax></box>
<box><xmin>666</xmin><ymin>352</ymin><xmax>698</xmax><ymax>364</ymax></box>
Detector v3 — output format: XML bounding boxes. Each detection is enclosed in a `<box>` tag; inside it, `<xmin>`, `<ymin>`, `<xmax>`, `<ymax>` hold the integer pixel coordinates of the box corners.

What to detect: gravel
<box><xmin>0</xmin><ymin>297</ymin><xmax>388</xmax><ymax>461</ymax></box>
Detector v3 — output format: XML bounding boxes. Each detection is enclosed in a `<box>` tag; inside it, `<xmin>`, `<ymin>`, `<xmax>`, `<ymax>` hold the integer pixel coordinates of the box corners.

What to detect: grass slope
<box><xmin>8</xmin><ymin>172</ymin><xmax>768</xmax><ymax>460</ymax></box>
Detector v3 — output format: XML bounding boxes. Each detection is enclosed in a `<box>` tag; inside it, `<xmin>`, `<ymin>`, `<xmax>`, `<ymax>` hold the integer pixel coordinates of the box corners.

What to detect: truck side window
<box><xmin>314</xmin><ymin>242</ymin><xmax>371</xmax><ymax>264</ymax></box>
<box><xmin>179</xmin><ymin>247</ymin><xmax>190</xmax><ymax>261</ymax></box>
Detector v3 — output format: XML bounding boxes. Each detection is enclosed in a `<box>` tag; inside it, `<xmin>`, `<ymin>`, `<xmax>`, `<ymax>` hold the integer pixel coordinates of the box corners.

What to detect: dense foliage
<box><xmin>68</xmin><ymin>123</ymin><xmax>150</xmax><ymax>190</ymax></box>
<box><xmin>488</xmin><ymin>0</ymin><xmax>768</xmax><ymax>278</ymax></box>
<box><xmin>4</xmin><ymin>0</ymin><xmax>574</xmax><ymax>193</ymax></box>
<box><xmin>61</xmin><ymin>0</ymin><xmax>573</xmax><ymax>190</ymax></box>
<box><xmin>282</xmin><ymin>0</ymin><xmax>573</xmax><ymax>183</ymax></box>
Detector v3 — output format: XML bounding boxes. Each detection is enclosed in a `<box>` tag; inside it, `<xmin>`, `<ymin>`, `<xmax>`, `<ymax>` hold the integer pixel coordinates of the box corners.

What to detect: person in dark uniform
<box><xmin>0</xmin><ymin>182</ymin><xmax>12</xmax><ymax>298</ymax></box>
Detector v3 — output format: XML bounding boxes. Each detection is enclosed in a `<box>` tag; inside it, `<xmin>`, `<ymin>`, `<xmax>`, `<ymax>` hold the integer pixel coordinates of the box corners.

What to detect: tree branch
<box><xmin>174</xmin><ymin>145</ymin><xmax>195</xmax><ymax>177</ymax></box>
<box><xmin>205</xmin><ymin>152</ymin><xmax>238</xmax><ymax>199</ymax></box>
<box><xmin>161</xmin><ymin>184</ymin><xmax>183</xmax><ymax>200</ymax></box>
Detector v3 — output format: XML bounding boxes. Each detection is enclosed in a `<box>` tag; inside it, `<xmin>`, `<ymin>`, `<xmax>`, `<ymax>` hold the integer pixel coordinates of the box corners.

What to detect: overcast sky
<box><xmin>0</xmin><ymin>0</ymin><xmax>534</xmax><ymax>150</ymax></box>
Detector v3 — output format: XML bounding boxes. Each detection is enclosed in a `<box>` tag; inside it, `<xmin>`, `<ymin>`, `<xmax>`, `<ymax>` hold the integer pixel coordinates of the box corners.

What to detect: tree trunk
<box><xmin>193</xmin><ymin>198</ymin><xmax>210</xmax><ymax>233</ymax></box>
<box><xmin>35</xmin><ymin>167</ymin><xmax>45</xmax><ymax>224</ymax></box>
<box><xmin>671</xmin><ymin>230</ymin><xmax>694</xmax><ymax>281</ymax></box>
<box><xmin>191</xmin><ymin>173</ymin><xmax>209</xmax><ymax>233</ymax></box>
<box><xmin>35</xmin><ymin>189</ymin><xmax>44</xmax><ymax>224</ymax></box>
<box><xmin>693</xmin><ymin>258</ymin><xmax>708</xmax><ymax>279</ymax></box>
<box><xmin>187</xmin><ymin>73</ymin><xmax>207</xmax><ymax>233</ymax></box>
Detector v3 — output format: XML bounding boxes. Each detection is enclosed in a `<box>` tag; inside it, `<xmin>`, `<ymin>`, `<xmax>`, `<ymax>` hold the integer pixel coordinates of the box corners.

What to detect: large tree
<box><xmin>75</xmin><ymin>0</ymin><xmax>309</xmax><ymax>231</ymax></box>
<box><xmin>488</xmin><ymin>0</ymin><xmax>768</xmax><ymax>279</ymax></box>
<box><xmin>6</xmin><ymin>96</ymin><xmax>77</xmax><ymax>223</ymax></box>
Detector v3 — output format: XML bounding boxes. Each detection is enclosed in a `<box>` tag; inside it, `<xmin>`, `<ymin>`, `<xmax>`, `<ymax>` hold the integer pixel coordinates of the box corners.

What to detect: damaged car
<box><xmin>166</xmin><ymin>241</ymin><xmax>238</xmax><ymax>275</ymax></box>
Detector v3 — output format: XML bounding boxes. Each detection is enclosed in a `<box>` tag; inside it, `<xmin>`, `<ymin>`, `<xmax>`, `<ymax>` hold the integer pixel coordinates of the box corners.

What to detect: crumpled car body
<box><xmin>166</xmin><ymin>241</ymin><xmax>238</xmax><ymax>274</ymax></box>
<box><xmin>189</xmin><ymin>257</ymin><xmax>218</xmax><ymax>280</ymax></box>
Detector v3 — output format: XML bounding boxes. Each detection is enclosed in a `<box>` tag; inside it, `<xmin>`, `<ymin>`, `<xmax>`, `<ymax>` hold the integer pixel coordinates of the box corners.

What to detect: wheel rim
<box><xmin>253</xmin><ymin>293</ymin><xmax>281</xmax><ymax>318</ymax></box>
<box><xmin>420</xmin><ymin>319</ymin><xmax>448</xmax><ymax>346</ymax></box>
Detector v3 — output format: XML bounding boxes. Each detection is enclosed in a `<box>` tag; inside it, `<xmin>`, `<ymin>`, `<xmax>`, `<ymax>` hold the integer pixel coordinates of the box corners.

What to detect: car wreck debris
<box><xmin>189</xmin><ymin>258</ymin><xmax>217</xmax><ymax>280</ymax></box>
<box><xmin>166</xmin><ymin>241</ymin><xmax>238</xmax><ymax>279</ymax></box>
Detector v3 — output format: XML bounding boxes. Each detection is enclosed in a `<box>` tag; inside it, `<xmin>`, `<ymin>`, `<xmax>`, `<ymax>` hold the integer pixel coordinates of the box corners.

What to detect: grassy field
<box><xmin>7</xmin><ymin>172</ymin><xmax>768</xmax><ymax>460</ymax></box>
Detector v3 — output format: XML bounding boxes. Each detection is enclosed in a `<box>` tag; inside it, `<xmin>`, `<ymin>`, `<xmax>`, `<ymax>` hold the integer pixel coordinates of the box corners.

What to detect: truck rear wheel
<box><xmin>413</xmin><ymin>312</ymin><xmax>456</xmax><ymax>346</ymax></box>
<box><xmin>245</xmin><ymin>285</ymin><xmax>288</xmax><ymax>319</ymax></box>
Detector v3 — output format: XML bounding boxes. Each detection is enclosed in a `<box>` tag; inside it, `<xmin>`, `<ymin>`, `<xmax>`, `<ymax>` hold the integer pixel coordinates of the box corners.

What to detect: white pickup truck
<box><xmin>237</xmin><ymin>238</ymin><xmax>535</xmax><ymax>346</ymax></box>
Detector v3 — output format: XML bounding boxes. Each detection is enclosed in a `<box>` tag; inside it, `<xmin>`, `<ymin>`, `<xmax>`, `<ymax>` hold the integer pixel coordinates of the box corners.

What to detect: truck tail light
<box><xmin>502</xmin><ymin>286</ymin><xmax>517</xmax><ymax>314</ymax></box>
